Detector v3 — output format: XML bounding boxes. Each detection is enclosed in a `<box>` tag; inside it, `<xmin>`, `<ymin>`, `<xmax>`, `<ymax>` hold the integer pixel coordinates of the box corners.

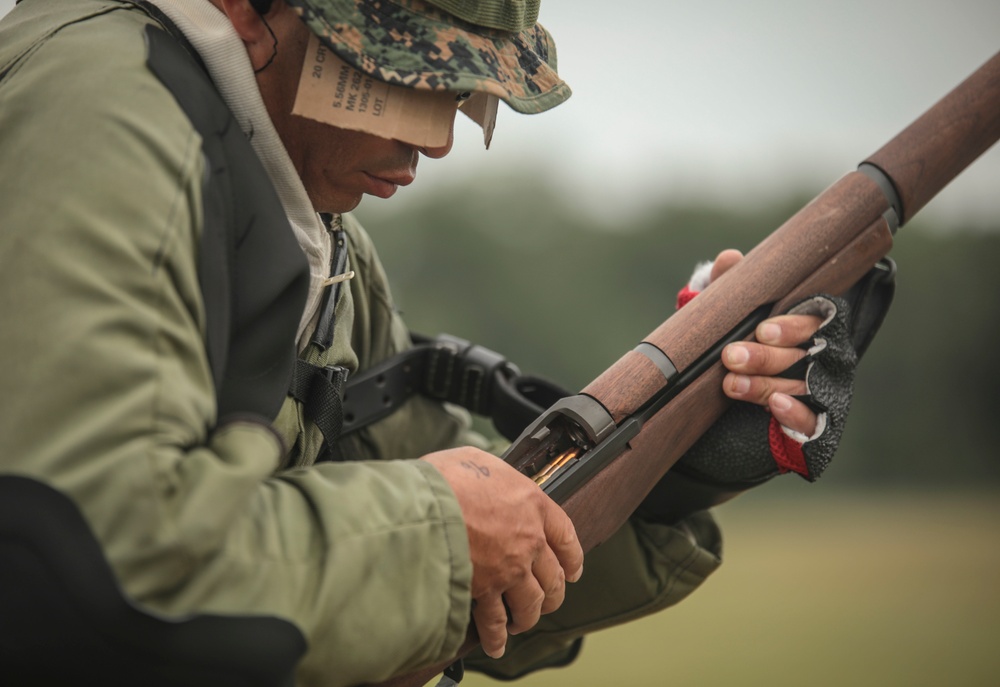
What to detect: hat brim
<box><xmin>287</xmin><ymin>0</ymin><xmax>571</xmax><ymax>115</ymax></box>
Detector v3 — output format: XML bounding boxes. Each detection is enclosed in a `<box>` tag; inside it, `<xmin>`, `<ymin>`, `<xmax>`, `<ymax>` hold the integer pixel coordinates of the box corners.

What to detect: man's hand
<box><xmin>710</xmin><ymin>249</ymin><xmax>822</xmax><ymax>438</ymax></box>
<box><xmin>422</xmin><ymin>448</ymin><xmax>584</xmax><ymax>659</ymax></box>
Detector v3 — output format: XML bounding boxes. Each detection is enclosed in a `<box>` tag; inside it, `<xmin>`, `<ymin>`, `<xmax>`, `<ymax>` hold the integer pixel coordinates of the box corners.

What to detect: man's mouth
<box><xmin>363</xmin><ymin>170</ymin><xmax>415</xmax><ymax>199</ymax></box>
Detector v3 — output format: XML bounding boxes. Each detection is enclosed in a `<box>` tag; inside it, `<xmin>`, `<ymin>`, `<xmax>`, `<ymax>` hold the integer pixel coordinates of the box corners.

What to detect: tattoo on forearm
<box><xmin>461</xmin><ymin>461</ymin><xmax>491</xmax><ymax>478</ymax></box>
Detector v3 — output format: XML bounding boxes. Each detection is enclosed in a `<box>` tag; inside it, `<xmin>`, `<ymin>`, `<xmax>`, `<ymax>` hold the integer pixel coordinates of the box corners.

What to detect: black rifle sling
<box><xmin>341</xmin><ymin>334</ymin><xmax>569</xmax><ymax>444</ymax></box>
<box><xmin>144</xmin><ymin>19</ymin><xmax>309</xmax><ymax>422</ymax></box>
<box><xmin>146</xmin><ymin>12</ymin><xmax>353</xmax><ymax>451</ymax></box>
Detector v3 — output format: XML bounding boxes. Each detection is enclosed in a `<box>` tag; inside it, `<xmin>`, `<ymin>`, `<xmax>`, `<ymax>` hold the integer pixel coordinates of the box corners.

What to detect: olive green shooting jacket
<box><xmin>0</xmin><ymin>1</ymin><xmax>722</xmax><ymax>685</ymax></box>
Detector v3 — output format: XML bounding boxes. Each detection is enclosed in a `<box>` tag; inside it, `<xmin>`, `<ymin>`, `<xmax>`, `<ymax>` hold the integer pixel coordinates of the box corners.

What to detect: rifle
<box><xmin>371</xmin><ymin>50</ymin><xmax>1000</xmax><ymax>687</ymax></box>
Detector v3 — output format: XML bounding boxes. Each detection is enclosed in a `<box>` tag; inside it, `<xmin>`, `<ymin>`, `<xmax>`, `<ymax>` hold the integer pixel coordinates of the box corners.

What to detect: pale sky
<box><xmin>3</xmin><ymin>0</ymin><xmax>997</xmax><ymax>227</ymax></box>
<box><xmin>461</xmin><ymin>0</ymin><xmax>1000</xmax><ymax>228</ymax></box>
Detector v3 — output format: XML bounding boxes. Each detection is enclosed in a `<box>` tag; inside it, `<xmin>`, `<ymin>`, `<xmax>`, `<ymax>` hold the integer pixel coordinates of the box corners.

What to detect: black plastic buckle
<box><xmin>321</xmin><ymin>364</ymin><xmax>349</xmax><ymax>388</ymax></box>
<box><xmin>434</xmin><ymin>659</ymin><xmax>464</xmax><ymax>687</ymax></box>
<box><xmin>425</xmin><ymin>335</ymin><xmax>516</xmax><ymax>415</ymax></box>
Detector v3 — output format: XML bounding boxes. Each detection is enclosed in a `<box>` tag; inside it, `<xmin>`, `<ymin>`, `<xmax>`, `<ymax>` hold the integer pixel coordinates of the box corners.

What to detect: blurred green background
<box><xmin>1</xmin><ymin>1</ymin><xmax>995</xmax><ymax>684</ymax></box>
<box><xmin>356</xmin><ymin>176</ymin><xmax>1000</xmax><ymax>686</ymax></box>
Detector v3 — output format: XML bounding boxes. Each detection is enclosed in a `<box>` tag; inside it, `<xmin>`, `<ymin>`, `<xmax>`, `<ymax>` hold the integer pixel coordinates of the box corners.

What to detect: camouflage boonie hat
<box><xmin>285</xmin><ymin>0</ymin><xmax>571</xmax><ymax>114</ymax></box>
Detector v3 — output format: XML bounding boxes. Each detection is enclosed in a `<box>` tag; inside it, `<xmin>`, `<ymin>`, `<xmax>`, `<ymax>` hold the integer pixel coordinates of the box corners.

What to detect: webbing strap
<box><xmin>290</xmin><ymin>335</ymin><xmax>569</xmax><ymax>453</ymax></box>
<box><xmin>289</xmin><ymin>360</ymin><xmax>349</xmax><ymax>457</ymax></box>
<box><xmin>340</xmin><ymin>335</ymin><xmax>569</xmax><ymax>442</ymax></box>
<box><xmin>145</xmin><ymin>20</ymin><xmax>309</xmax><ymax>422</ymax></box>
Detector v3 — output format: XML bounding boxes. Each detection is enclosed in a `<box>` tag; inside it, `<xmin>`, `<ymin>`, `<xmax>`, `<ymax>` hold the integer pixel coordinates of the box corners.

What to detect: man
<box><xmin>0</xmin><ymin>0</ymin><xmax>846</xmax><ymax>685</ymax></box>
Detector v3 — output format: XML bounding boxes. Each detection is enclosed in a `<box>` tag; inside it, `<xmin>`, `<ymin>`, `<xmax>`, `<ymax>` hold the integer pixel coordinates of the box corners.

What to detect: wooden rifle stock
<box><xmin>368</xmin><ymin>51</ymin><xmax>1000</xmax><ymax>687</ymax></box>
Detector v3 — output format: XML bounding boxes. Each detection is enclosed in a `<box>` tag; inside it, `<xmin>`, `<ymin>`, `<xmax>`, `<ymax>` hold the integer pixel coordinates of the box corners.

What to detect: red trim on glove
<box><xmin>768</xmin><ymin>417</ymin><xmax>809</xmax><ymax>478</ymax></box>
<box><xmin>677</xmin><ymin>285</ymin><xmax>699</xmax><ymax>310</ymax></box>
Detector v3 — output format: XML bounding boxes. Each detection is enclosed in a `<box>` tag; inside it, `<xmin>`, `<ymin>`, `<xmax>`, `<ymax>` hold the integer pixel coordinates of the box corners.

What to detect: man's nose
<box><xmin>419</xmin><ymin>118</ymin><xmax>455</xmax><ymax>159</ymax></box>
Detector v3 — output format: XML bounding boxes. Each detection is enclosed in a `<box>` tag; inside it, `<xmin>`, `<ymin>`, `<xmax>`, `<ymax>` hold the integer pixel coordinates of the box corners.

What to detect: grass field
<box><xmin>462</xmin><ymin>490</ymin><xmax>1000</xmax><ymax>687</ymax></box>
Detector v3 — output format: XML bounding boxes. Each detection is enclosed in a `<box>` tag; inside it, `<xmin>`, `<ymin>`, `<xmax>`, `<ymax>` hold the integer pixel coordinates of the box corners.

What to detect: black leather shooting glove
<box><xmin>637</xmin><ymin>258</ymin><xmax>895</xmax><ymax>524</ymax></box>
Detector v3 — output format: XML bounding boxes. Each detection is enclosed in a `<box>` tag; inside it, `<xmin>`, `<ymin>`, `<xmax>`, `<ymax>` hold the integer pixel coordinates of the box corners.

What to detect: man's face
<box><xmin>258</xmin><ymin>5</ymin><xmax>455</xmax><ymax>213</ymax></box>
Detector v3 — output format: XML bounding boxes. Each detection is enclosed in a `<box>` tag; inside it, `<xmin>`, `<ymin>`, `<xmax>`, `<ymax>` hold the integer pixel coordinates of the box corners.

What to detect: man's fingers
<box><xmin>724</xmin><ymin>373</ymin><xmax>818</xmax><ymax>438</ymax></box>
<box><xmin>724</xmin><ymin>371</ymin><xmax>806</xmax><ymax>405</ymax></box>
<box><xmin>769</xmin><ymin>393</ymin><xmax>818</xmax><ymax>438</ymax></box>
<box><xmin>715</xmin><ymin>299</ymin><xmax>825</xmax><ymax>440</ymax></box>
<box><xmin>542</xmin><ymin>504</ymin><xmax>583</xmax><ymax>584</ymax></box>
<box><xmin>503</xmin><ymin>577</ymin><xmax>546</xmax><ymax>636</ymax></box>
<box><xmin>756</xmin><ymin>314</ymin><xmax>823</xmax><ymax>347</ymax></box>
<box><xmin>532</xmin><ymin>547</ymin><xmax>567</xmax><ymax>615</ymax></box>
<box><xmin>473</xmin><ymin>595</ymin><xmax>509</xmax><ymax>659</ymax></box>
<box><xmin>709</xmin><ymin>249</ymin><xmax>743</xmax><ymax>283</ymax></box>
<box><xmin>723</xmin><ymin>341</ymin><xmax>808</xmax><ymax>378</ymax></box>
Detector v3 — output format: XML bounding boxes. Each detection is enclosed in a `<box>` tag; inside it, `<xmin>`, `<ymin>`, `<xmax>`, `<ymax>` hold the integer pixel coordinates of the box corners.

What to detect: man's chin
<box><xmin>312</xmin><ymin>193</ymin><xmax>363</xmax><ymax>215</ymax></box>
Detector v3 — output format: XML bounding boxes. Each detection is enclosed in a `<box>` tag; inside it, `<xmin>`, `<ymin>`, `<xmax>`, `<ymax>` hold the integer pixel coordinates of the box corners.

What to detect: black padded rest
<box><xmin>0</xmin><ymin>475</ymin><xmax>307</xmax><ymax>686</ymax></box>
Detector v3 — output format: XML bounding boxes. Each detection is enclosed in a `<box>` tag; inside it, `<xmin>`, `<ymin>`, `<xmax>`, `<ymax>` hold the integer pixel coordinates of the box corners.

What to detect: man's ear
<box><xmin>217</xmin><ymin>0</ymin><xmax>272</xmax><ymax>44</ymax></box>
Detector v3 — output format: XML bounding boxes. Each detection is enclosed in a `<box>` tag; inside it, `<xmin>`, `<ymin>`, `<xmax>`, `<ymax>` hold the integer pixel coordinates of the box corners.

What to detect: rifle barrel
<box><xmin>865</xmin><ymin>51</ymin><xmax>1000</xmax><ymax>225</ymax></box>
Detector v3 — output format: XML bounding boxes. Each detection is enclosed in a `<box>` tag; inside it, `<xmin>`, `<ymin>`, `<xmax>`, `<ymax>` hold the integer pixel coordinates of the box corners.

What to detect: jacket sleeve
<box><xmin>0</xmin><ymin>13</ymin><xmax>470</xmax><ymax>687</ymax></box>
